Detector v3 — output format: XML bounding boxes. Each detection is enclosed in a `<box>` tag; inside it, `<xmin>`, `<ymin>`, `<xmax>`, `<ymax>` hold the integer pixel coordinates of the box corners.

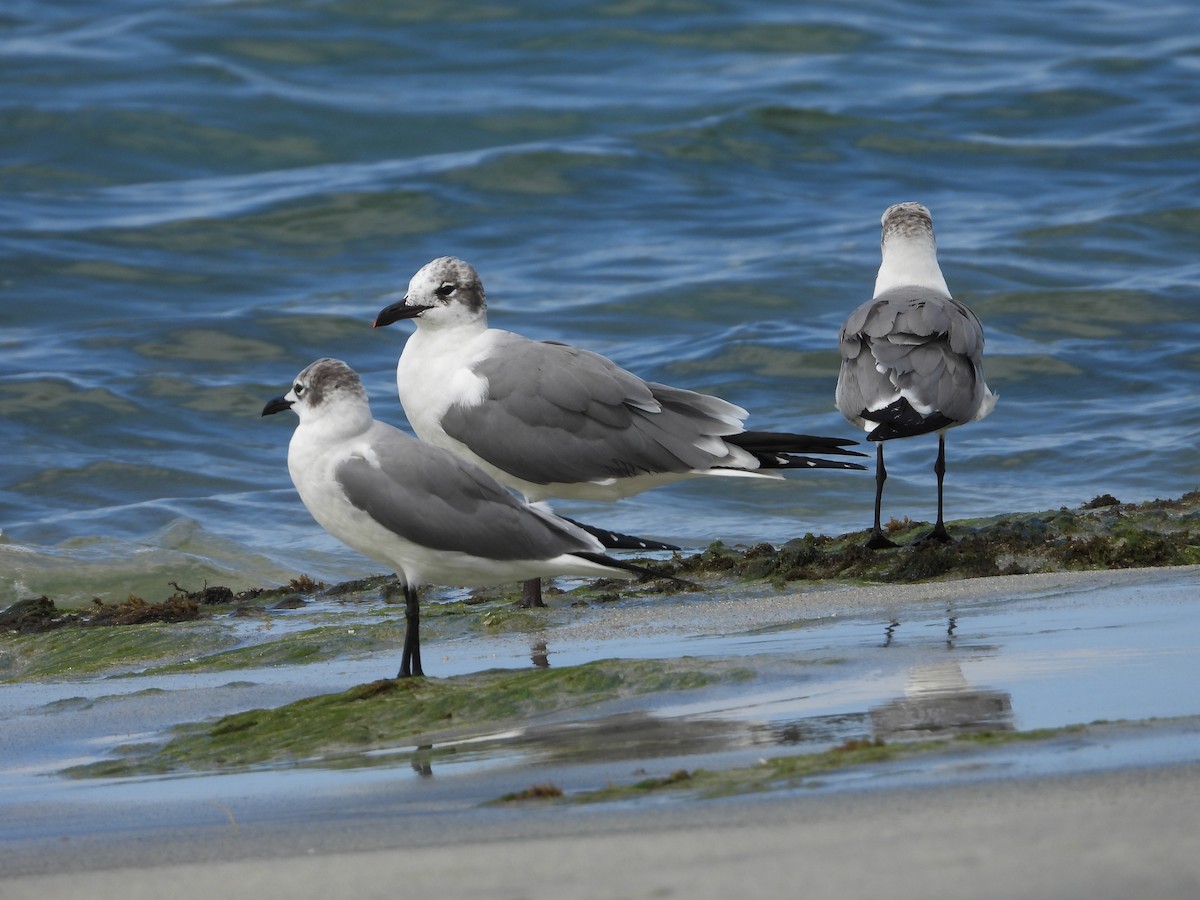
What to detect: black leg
<box><xmin>520</xmin><ymin>577</ymin><xmax>546</xmax><ymax>608</ymax></box>
<box><xmin>866</xmin><ymin>442</ymin><xmax>898</xmax><ymax>549</ymax></box>
<box><xmin>398</xmin><ymin>583</ymin><xmax>424</xmax><ymax>678</ymax></box>
<box><xmin>918</xmin><ymin>435</ymin><xmax>953</xmax><ymax>544</ymax></box>
<box><xmin>934</xmin><ymin>434</ymin><xmax>947</xmax><ymax>532</ymax></box>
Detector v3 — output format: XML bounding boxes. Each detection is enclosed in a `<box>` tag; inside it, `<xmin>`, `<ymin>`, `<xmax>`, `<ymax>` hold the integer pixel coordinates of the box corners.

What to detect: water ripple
<box><xmin>2</xmin><ymin>0</ymin><xmax>1198</xmax><ymax>596</ymax></box>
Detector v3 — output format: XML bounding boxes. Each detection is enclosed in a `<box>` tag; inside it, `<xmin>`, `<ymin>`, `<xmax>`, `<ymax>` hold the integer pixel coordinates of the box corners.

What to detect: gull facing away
<box><xmin>374</xmin><ymin>257</ymin><xmax>866</xmax><ymax>603</ymax></box>
<box><xmin>835</xmin><ymin>202</ymin><xmax>997</xmax><ymax>548</ymax></box>
<box><xmin>262</xmin><ymin>358</ymin><xmax>654</xmax><ymax>678</ymax></box>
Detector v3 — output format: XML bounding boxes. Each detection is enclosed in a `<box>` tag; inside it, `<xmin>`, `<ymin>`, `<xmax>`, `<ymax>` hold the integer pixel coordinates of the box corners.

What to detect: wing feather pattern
<box><xmin>439</xmin><ymin>334</ymin><xmax>749</xmax><ymax>485</ymax></box>
<box><xmin>837</xmin><ymin>286</ymin><xmax>988</xmax><ymax>430</ymax></box>
<box><xmin>335</xmin><ymin>427</ymin><xmax>595</xmax><ymax>561</ymax></box>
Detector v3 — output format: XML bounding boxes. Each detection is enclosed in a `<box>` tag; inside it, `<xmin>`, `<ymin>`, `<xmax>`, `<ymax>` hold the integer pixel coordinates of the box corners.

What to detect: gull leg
<box><xmin>520</xmin><ymin>577</ymin><xmax>546</xmax><ymax>608</ymax></box>
<box><xmin>398</xmin><ymin>584</ymin><xmax>424</xmax><ymax>678</ymax></box>
<box><xmin>918</xmin><ymin>435</ymin><xmax>953</xmax><ymax>544</ymax></box>
<box><xmin>866</xmin><ymin>442</ymin><xmax>898</xmax><ymax>549</ymax></box>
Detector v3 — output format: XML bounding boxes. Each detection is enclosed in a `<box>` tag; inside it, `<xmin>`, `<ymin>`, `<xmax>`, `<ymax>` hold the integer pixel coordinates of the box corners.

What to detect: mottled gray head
<box><xmin>293</xmin><ymin>357</ymin><xmax>367</xmax><ymax>409</ymax></box>
<box><xmin>881</xmin><ymin>202</ymin><xmax>936</xmax><ymax>247</ymax></box>
<box><xmin>374</xmin><ymin>256</ymin><xmax>488</xmax><ymax>330</ymax></box>
<box><xmin>262</xmin><ymin>357</ymin><xmax>369</xmax><ymax>421</ymax></box>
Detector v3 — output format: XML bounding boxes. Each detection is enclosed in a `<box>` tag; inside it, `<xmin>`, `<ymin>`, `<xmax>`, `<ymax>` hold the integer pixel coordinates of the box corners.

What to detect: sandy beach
<box><xmin>7</xmin><ymin>0</ymin><xmax>1200</xmax><ymax>893</ymax></box>
<box><xmin>4</xmin><ymin>759</ymin><xmax>1200</xmax><ymax>900</ymax></box>
<box><xmin>3</xmin><ymin>565</ymin><xmax>1199</xmax><ymax>898</ymax></box>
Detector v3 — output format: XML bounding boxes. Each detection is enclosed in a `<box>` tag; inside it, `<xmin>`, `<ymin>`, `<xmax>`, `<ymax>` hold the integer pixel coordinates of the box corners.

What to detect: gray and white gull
<box><xmin>836</xmin><ymin>202</ymin><xmax>997</xmax><ymax>548</ymax></box>
<box><xmin>262</xmin><ymin>358</ymin><xmax>652</xmax><ymax>677</ymax></box>
<box><xmin>374</xmin><ymin>257</ymin><xmax>864</xmax><ymax>604</ymax></box>
<box><xmin>375</xmin><ymin>257</ymin><xmax>863</xmax><ymax>504</ymax></box>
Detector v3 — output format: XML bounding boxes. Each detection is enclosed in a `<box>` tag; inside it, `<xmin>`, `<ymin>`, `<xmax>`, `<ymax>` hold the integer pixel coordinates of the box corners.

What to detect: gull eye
<box><xmin>434</xmin><ymin>282</ymin><xmax>456</xmax><ymax>298</ymax></box>
<box><xmin>294</xmin><ymin>382</ymin><xmax>306</xmax><ymax>396</ymax></box>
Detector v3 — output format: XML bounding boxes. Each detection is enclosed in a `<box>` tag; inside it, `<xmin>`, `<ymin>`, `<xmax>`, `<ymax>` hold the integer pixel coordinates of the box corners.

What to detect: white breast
<box><xmin>396</xmin><ymin>327</ymin><xmax>493</xmax><ymax>442</ymax></box>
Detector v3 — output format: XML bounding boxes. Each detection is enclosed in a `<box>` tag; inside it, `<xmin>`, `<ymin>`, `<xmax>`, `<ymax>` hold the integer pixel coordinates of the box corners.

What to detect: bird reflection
<box><xmin>884</xmin><ymin>615</ymin><xmax>959</xmax><ymax>648</ymax></box>
<box><xmin>511</xmin><ymin>711</ymin><xmax>740</xmax><ymax>764</ymax></box>
<box><xmin>870</xmin><ymin>660</ymin><xmax>1012</xmax><ymax>739</ymax></box>
<box><xmin>883</xmin><ymin>619</ymin><xmax>900</xmax><ymax>646</ymax></box>
<box><xmin>410</xmin><ymin>743</ymin><xmax>434</xmax><ymax>777</ymax></box>
<box><xmin>531</xmin><ymin>641</ymin><xmax>550</xmax><ymax>668</ymax></box>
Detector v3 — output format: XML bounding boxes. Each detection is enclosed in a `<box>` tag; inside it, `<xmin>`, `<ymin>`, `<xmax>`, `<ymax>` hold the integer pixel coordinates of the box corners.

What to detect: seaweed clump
<box><xmin>0</xmin><ymin>592</ymin><xmax>200</xmax><ymax>634</ymax></box>
<box><xmin>5</xmin><ymin>493</ymin><xmax>1197</xmax><ymax>635</ymax></box>
<box><xmin>0</xmin><ymin>576</ymin><xmax>331</xmax><ymax>635</ymax></box>
<box><xmin>665</xmin><ymin>491</ymin><xmax>1200</xmax><ymax>586</ymax></box>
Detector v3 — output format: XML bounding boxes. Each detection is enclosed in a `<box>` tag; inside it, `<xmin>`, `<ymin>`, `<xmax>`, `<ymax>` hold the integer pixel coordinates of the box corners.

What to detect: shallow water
<box><xmin>1</xmin><ymin>566</ymin><xmax>1197</xmax><ymax>862</ymax></box>
<box><xmin>2</xmin><ymin>0</ymin><xmax>1199</xmax><ymax>602</ymax></box>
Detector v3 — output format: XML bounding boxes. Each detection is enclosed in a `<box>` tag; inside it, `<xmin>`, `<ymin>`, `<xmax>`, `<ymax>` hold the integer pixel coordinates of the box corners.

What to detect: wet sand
<box><xmin>3</xmin><ymin>566</ymin><xmax>1199</xmax><ymax>897</ymax></box>
<box><xmin>4</xmin><ymin>759</ymin><xmax>1199</xmax><ymax>899</ymax></box>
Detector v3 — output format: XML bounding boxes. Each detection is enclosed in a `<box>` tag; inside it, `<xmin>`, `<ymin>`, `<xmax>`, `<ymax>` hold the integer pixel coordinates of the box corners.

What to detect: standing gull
<box><xmin>835</xmin><ymin>202</ymin><xmax>997</xmax><ymax>548</ymax></box>
<box><xmin>374</xmin><ymin>257</ymin><xmax>865</xmax><ymax>602</ymax></box>
<box><xmin>262</xmin><ymin>358</ymin><xmax>651</xmax><ymax>677</ymax></box>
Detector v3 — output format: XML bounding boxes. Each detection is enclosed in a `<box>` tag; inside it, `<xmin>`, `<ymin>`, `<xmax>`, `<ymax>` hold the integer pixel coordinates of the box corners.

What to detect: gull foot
<box><xmin>914</xmin><ymin>525</ymin><xmax>954</xmax><ymax>546</ymax></box>
<box><xmin>865</xmin><ymin>532</ymin><xmax>900</xmax><ymax>550</ymax></box>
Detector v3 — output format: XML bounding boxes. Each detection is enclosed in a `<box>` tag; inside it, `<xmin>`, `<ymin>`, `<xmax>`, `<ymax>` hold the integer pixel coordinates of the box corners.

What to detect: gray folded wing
<box><xmin>439</xmin><ymin>333</ymin><xmax>748</xmax><ymax>484</ymax></box>
<box><xmin>336</xmin><ymin>426</ymin><xmax>595</xmax><ymax>561</ymax></box>
<box><xmin>837</xmin><ymin>286</ymin><xmax>988</xmax><ymax>425</ymax></box>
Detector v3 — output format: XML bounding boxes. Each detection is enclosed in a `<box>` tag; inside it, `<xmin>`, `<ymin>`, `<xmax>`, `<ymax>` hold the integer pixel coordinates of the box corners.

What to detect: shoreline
<box><xmin>2</xmin><ymin>523</ymin><xmax>1198</xmax><ymax>895</ymax></box>
<box><xmin>5</xmin><ymin>490</ymin><xmax>1198</xmax><ymax>632</ymax></box>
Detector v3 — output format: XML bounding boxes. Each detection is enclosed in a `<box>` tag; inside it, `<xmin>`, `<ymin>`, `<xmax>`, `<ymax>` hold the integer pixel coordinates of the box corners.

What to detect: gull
<box><xmin>375</xmin><ymin>257</ymin><xmax>863</xmax><ymax>502</ymax></box>
<box><xmin>836</xmin><ymin>202</ymin><xmax>997</xmax><ymax>548</ymax></box>
<box><xmin>262</xmin><ymin>357</ymin><xmax>657</xmax><ymax>677</ymax></box>
<box><xmin>373</xmin><ymin>257</ymin><xmax>866</xmax><ymax>602</ymax></box>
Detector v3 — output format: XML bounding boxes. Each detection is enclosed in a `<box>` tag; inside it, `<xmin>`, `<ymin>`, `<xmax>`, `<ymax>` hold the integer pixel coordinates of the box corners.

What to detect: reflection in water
<box><xmin>390</xmin><ymin>713</ymin><xmax>751</xmax><ymax>774</ymax></box>
<box><xmin>870</xmin><ymin>660</ymin><xmax>1013</xmax><ymax>740</ymax></box>
<box><xmin>509</xmin><ymin>712</ymin><xmax>744</xmax><ymax>764</ymax></box>
<box><xmin>391</xmin><ymin>619</ymin><xmax>1013</xmax><ymax>775</ymax></box>
<box><xmin>410</xmin><ymin>744</ymin><xmax>433</xmax><ymax>777</ymax></box>
<box><xmin>884</xmin><ymin>619</ymin><xmax>900</xmax><ymax>647</ymax></box>
<box><xmin>753</xmin><ymin>712</ymin><xmax>870</xmax><ymax>747</ymax></box>
<box><xmin>886</xmin><ymin>615</ymin><xmax>958</xmax><ymax>648</ymax></box>
<box><xmin>393</xmin><ymin>661</ymin><xmax>1012</xmax><ymax>777</ymax></box>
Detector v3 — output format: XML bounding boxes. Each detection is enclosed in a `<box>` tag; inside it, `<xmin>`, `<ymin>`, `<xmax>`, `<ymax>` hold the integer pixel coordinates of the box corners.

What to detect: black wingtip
<box><xmin>771</xmin><ymin>455</ymin><xmax>869</xmax><ymax>471</ymax></box>
<box><xmin>563</xmin><ymin>517</ymin><xmax>681</xmax><ymax>552</ymax></box>
<box><xmin>572</xmin><ymin>552</ymin><xmax>695</xmax><ymax>589</ymax></box>
<box><xmin>728</xmin><ymin>430</ymin><xmax>864</xmax><ymax>457</ymax></box>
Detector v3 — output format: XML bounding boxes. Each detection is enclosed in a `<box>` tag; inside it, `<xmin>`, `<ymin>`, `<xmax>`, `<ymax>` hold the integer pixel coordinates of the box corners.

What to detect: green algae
<box><xmin>143</xmin><ymin>620</ymin><xmax>408</xmax><ymax>675</ymax></box>
<box><xmin>66</xmin><ymin>657</ymin><xmax>738</xmax><ymax>778</ymax></box>
<box><xmin>0</xmin><ymin>610</ymin><xmax>409</xmax><ymax>681</ymax></box>
<box><xmin>3</xmin><ymin>492</ymin><xmax>1197</xmax><ymax>684</ymax></box>
<box><xmin>494</xmin><ymin>724</ymin><xmax>1096</xmax><ymax>805</ymax></box>
<box><xmin>0</xmin><ymin>622</ymin><xmax>238</xmax><ymax>680</ymax></box>
<box><xmin>669</xmin><ymin>491</ymin><xmax>1200</xmax><ymax>586</ymax></box>
<box><xmin>39</xmin><ymin>687</ymin><xmax>170</xmax><ymax>714</ymax></box>
<box><xmin>496</xmin><ymin>783</ymin><xmax>566</xmax><ymax>802</ymax></box>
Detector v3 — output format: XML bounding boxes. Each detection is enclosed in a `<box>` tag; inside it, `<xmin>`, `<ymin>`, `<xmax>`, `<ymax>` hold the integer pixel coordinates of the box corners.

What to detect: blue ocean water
<box><xmin>2</xmin><ymin>0</ymin><xmax>1198</xmax><ymax>602</ymax></box>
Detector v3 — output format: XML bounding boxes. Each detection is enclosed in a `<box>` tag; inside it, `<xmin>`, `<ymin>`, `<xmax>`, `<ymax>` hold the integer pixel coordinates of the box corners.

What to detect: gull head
<box><xmin>374</xmin><ymin>256</ymin><xmax>487</xmax><ymax>331</ymax></box>
<box><xmin>261</xmin><ymin>357</ymin><xmax>371</xmax><ymax>428</ymax></box>
<box><xmin>881</xmin><ymin>202</ymin><xmax>936</xmax><ymax>246</ymax></box>
<box><xmin>874</xmin><ymin>202</ymin><xmax>949</xmax><ymax>297</ymax></box>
